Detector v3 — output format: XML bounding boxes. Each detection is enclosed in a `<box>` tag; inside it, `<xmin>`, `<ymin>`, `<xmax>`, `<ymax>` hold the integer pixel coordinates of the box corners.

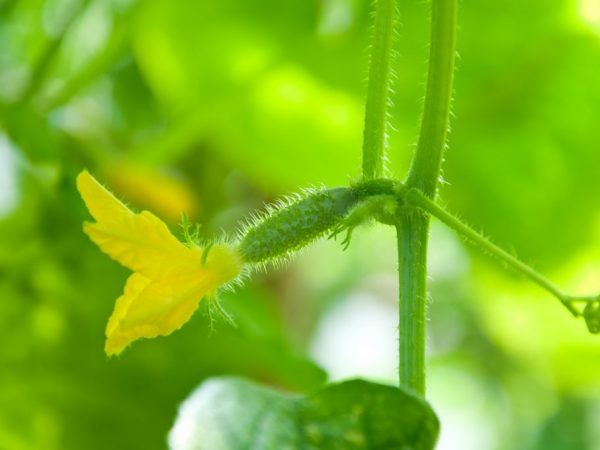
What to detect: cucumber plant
<box><xmin>74</xmin><ymin>0</ymin><xmax>599</xmax><ymax>448</ymax></box>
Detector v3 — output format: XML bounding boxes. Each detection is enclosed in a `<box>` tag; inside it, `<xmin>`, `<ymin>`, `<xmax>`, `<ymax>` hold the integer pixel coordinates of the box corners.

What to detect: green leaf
<box><xmin>169</xmin><ymin>377</ymin><xmax>439</xmax><ymax>450</ymax></box>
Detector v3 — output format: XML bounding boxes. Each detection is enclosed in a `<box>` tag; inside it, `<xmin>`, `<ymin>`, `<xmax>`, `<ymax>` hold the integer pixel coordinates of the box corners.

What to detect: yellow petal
<box><xmin>105</xmin><ymin>274</ymin><xmax>211</xmax><ymax>356</ymax></box>
<box><xmin>77</xmin><ymin>170</ymin><xmax>131</xmax><ymax>223</ymax></box>
<box><xmin>105</xmin><ymin>244</ymin><xmax>243</xmax><ymax>355</ymax></box>
<box><xmin>77</xmin><ymin>170</ymin><xmax>245</xmax><ymax>354</ymax></box>
<box><xmin>77</xmin><ymin>170</ymin><xmax>198</xmax><ymax>278</ymax></box>
<box><xmin>83</xmin><ymin>211</ymin><xmax>199</xmax><ymax>279</ymax></box>
<box><xmin>105</xmin><ymin>272</ymin><xmax>151</xmax><ymax>339</ymax></box>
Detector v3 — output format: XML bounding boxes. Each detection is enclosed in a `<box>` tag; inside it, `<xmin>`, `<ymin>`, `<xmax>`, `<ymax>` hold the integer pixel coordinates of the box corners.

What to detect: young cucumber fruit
<box><xmin>238</xmin><ymin>179</ymin><xmax>399</xmax><ymax>264</ymax></box>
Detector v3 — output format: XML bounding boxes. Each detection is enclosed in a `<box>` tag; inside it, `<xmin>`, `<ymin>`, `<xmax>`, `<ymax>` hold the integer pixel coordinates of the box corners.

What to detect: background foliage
<box><xmin>1</xmin><ymin>0</ymin><xmax>600</xmax><ymax>448</ymax></box>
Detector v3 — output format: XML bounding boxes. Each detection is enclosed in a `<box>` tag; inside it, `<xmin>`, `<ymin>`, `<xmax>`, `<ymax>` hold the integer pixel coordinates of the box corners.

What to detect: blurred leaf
<box><xmin>131</xmin><ymin>0</ymin><xmax>362</xmax><ymax>189</ymax></box>
<box><xmin>169</xmin><ymin>377</ymin><xmax>439</xmax><ymax>450</ymax></box>
<box><xmin>2</xmin><ymin>0</ymin><xmax>600</xmax><ymax>449</ymax></box>
<box><xmin>473</xmin><ymin>267</ymin><xmax>600</xmax><ymax>391</ymax></box>
<box><xmin>531</xmin><ymin>397</ymin><xmax>588</xmax><ymax>450</ymax></box>
<box><xmin>444</xmin><ymin>2</ymin><xmax>600</xmax><ymax>266</ymax></box>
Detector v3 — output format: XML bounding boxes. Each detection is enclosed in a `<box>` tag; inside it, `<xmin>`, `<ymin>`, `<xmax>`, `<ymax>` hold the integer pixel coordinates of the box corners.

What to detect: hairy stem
<box><xmin>406</xmin><ymin>0</ymin><xmax>456</xmax><ymax>196</ymax></box>
<box><xmin>397</xmin><ymin>0</ymin><xmax>456</xmax><ymax>396</ymax></box>
<box><xmin>353</xmin><ymin>177</ymin><xmax>594</xmax><ymax>318</ymax></box>
<box><xmin>362</xmin><ymin>0</ymin><xmax>398</xmax><ymax>179</ymax></box>
<box><xmin>405</xmin><ymin>188</ymin><xmax>581</xmax><ymax>316</ymax></box>
<box><xmin>397</xmin><ymin>217</ymin><xmax>428</xmax><ymax>394</ymax></box>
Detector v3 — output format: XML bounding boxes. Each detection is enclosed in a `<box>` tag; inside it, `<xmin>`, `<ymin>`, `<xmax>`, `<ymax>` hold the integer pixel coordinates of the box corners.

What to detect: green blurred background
<box><xmin>1</xmin><ymin>0</ymin><xmax>600</xmax><ymax>449</ymax></box>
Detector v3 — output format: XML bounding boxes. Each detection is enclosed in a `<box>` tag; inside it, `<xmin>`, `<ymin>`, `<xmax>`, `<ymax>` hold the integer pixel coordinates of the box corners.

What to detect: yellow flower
<box><xmin>76</xmin><ymin>170</ymin><xmax>243</xmax><ymax>356</ymax></box>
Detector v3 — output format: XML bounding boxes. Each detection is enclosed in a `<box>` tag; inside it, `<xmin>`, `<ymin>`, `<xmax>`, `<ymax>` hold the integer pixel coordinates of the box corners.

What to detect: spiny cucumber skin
<box><xmin>239</xmin><ymin>187</ymin><xmax>358</xmax><ymax>263</ymax></box>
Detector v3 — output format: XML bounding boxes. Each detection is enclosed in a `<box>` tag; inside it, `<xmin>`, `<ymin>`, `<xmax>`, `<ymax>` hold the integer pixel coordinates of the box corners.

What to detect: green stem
<box><xmin>397</xmin><ymin>0</ymin><xmax>456</xmax><ymax>395</ymax></box>
<box><xmin>397</xmin><ymin>217</ymin><xmax>428</xmax><ymax>395</ymax></box>
<box><xmin>362</xmin><ymin>0</ymin><xmax>398</xmax><ymax>179</ymax></box>
<box><xmin>406</xmin><ymin>0</ymin><xmax>456</xmax><ymax>196</ymax></box>
<box><xmin>352</xmin><ymin>177</ymin><xmax>594</xmax><ymax>318</ymax></box>
<box><xmin>405</xmin><ymin>188</ymin><xmax>581</xmax><ymax>316</ymax></box>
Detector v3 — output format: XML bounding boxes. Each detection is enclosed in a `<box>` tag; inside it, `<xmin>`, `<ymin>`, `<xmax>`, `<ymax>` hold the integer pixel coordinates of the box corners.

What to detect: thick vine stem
<box><xmin>405</xmin><ymin>0</ymin><xmax>457</xmax><ymax>197</ymax></box>
<box><xmin>362</xmin><ymin>0</ymin><xmax>398</xmax><ymax>179</ymax></box>
<box><xmin>397</xmin><ymin>217</ymin><xmax>428</xmax><ymax>395</ymax></box>
<box><xmin>352</xmin><ymin>178</ymin><xmax>597</xmax><ymax>328</ymax></box>
<box><xmin>398</xmin><ymin>0</ymin><xmax>457</xmax><ymax>396</ymax></box>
